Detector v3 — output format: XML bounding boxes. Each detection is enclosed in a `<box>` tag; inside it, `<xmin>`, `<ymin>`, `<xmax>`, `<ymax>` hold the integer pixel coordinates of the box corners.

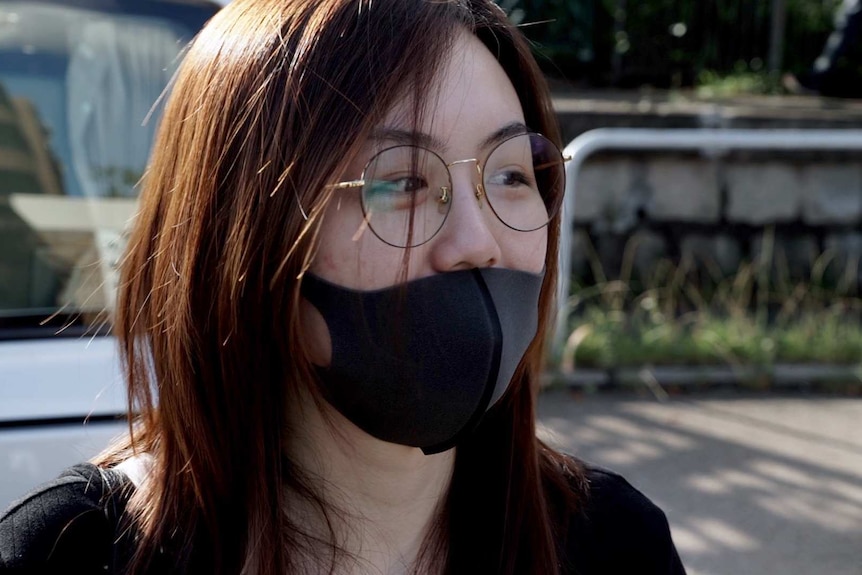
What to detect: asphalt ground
<box><xmin>536</xmin><ymin>390</ymin><xmax>862</xmax><ymax>575</ymax></box>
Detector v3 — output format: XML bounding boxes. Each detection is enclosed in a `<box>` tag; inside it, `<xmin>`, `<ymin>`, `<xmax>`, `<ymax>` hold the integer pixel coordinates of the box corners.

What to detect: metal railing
<box><xmin>554</xmin><ymin>127</ymin><xmax>862</xmax><ymax>356</ymax></box>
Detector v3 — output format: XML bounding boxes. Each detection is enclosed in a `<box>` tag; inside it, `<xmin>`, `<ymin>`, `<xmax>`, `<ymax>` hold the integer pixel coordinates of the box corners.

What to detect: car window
<box><xmin>0</xmin><ymin>0</ymin><xmax>216</xmax><ymax>338</ymax></box>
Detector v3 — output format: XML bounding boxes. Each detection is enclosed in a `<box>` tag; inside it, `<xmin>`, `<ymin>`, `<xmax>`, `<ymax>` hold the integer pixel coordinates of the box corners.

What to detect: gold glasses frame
<box><xmin>329</xmin><ymin>132</ymin><xmax>571</xmax><ymax>248</ymax></box>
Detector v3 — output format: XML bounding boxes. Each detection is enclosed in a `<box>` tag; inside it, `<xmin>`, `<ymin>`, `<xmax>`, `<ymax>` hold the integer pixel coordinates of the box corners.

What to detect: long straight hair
<box><xmin>104</xmin><ymin>0</ymin><xmax>586</xmax><ymax>573</ymax></box>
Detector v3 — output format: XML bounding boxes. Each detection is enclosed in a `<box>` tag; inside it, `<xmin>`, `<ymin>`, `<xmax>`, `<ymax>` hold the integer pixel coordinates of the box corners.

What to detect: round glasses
<box><xmin>331</xmin><ymin>132</ymin><xmax>567</xmax><ymax>248</ymax></box>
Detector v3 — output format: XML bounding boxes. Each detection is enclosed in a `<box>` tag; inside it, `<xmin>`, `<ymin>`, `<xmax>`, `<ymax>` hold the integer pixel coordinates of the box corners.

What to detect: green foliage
<box><xmin>571</xmin><ymin>299</ymin><xmax>862</xmax><ymax>368</ymax></box>
<box><xmin>496</xmin><ymin>0</ymin><xmax>596</xmax><ymax>67</ymax></box>
<box><xmin>497</xmin><ymin>0</ymin><xmax>843</xmax><ymax>86</ymax></box>
<box><xmin>696</xmin><ymin>67</ymin><xmax>784</xmax><ymax>97</ymax></box>
<box><xmin>564</xmin><ymin>231</ymin><xmax>862</xmax><ymax>369</ymax></box>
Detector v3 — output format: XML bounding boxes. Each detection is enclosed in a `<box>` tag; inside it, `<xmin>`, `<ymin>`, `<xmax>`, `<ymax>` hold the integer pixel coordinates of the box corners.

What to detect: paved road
<box><xmin>537</xmin><ymin>390</ymin><xmax>862</xmax><ymax>575</ymax></box>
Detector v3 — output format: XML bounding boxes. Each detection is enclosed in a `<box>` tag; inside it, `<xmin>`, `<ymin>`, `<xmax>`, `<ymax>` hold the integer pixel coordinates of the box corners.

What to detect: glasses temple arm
<box><xmin>329</xmin><ymin>179</ymin><xmax>365</xmax><ymax>190</ymax></box>
<box><xmin>533</xmin><ymin>157</ymin><xmax>572</xmax><ymax>171</ymax></box>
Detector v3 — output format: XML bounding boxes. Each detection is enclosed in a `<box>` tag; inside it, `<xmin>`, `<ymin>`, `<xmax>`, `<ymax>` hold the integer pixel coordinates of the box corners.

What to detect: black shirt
<box><xmin>0</xmin><ymin>462</ymin><xmax>686</xmax><ymax>574</ymax></box>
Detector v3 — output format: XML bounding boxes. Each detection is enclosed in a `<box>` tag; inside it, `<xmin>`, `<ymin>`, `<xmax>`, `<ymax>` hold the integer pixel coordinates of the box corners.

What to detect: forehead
<box><xmin>378</xmin><ymin>30</ymin><xmax>525</xmax><ymax>155</ymax></box>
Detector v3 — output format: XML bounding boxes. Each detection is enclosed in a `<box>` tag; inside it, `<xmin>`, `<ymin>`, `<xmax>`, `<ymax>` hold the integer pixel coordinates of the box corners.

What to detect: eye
<box><xmin>394</xmin><ymin>175</ymin><xmax>427</xmax><ymax>193</ymax></box>
<box><xmin>486</xmin><ymin>168</ymin><xmax>536</xmax><ymax>191</ymax></box>
<box><xmin>364</xmin><ymin>175</ymin><xmax>429</xmax><ymax>211</ymax></box>
<box><xmin>490</xmin><ymin>170</ymin><xmax>531</xmax><ymax>187</ymax></box>
<box><xmin>370</xmin><ymin>175</ymin><xmax>428</xmax><ymax>195</ymax></box>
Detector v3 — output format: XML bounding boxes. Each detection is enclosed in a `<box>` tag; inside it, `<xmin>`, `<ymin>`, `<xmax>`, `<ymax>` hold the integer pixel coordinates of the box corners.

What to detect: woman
<box><xmin>0</xmin><ymin>0</ymin><xmax>685</xmax><ymax>573</ymax></box>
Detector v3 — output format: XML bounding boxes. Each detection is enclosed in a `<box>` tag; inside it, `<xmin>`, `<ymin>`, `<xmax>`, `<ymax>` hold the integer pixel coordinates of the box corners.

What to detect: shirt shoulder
<box><xmin>0</xmin><ymin>463</ymin><xmax>131</xmax><ymax>573</ymax></box>
<box><xmin>560</xmin><ymin>462</ymin><xmax>687</xmax><ymax>575</ymax></box>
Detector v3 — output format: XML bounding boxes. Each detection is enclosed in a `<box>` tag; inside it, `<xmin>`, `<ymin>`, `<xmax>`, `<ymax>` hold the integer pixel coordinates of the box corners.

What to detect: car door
<box><xmin>0</xmin><ymin>0</ymin><xmax>220</xmax><ymax>510</ymax></box>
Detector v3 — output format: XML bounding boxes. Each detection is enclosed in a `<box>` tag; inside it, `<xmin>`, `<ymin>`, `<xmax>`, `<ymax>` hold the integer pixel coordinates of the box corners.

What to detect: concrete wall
<box><xmin>553</xmin><ymin>93</ymin><xmax>862</xmax><ymax>288</ymax></box>
<box><xmin>569</xmin><ymin>154</ymin><xmax>862</xmax><ymax>287</ymax></box>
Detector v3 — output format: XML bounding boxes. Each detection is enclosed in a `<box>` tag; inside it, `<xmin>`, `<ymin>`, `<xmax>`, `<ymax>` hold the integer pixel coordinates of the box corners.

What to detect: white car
<box><xmin>0</xmin><ymin>0</ymin><xmax>220</xmax><ymax>510</ymax></box>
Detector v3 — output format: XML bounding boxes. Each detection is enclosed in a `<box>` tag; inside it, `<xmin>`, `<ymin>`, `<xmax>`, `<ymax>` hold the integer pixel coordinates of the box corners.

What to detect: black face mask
<box><xmin>300</xmin><ymin>268</ymin><xmax>543</xmax><ymax>454</ymax></box>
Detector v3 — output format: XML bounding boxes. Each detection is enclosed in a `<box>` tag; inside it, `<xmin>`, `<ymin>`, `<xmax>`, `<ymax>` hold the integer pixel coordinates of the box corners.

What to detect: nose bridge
<box><xmin>439</xmin><ymin>155</ymin><xmax>498</xmax><ymax>237</ymax></box>
<box><xmin>432</xmin><ymin>155</ymin><xmax>501</xmax><ymax>270</ymax></box>
<box><xmin>447</xmin><ymin>157</ymin><xmax>480</xmax><ymax>169</ymax></box>
<box><xmin>446</xmin><ymin>157</ymin><xmax>483</xmax><ymax>202</ymax></box>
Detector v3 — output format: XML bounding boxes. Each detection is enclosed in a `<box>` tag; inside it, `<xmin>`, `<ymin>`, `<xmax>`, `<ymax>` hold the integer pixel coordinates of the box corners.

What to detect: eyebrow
<box><xmin>369</xmin><ymin>121</ymin><xmax>529</xmax><ymax>154</ymax></box>
<box><xmin>480</xmin><ymin>121</ymin><xmax>529</xmax><ymax>150</ymax></box>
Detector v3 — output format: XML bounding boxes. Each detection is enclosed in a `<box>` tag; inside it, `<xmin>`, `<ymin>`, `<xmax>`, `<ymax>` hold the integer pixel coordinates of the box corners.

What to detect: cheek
<box><xmin>529</xmin><ymin>230</ymin><xmax>549</xmax><ymax>272</ymax></box>
<box><xmin>313</xmin><ymin>238</ymin><xmax>409</xmax><ymax>289</ymax></box>
<box><xmin>500</xmin><ymin>227</ymin><xmax>548</xmax><ymax>273</ymax></box>
<box><xmin>311</xmin><ymin>196</ymin><xmax>410</xmax><ymax>289</ymax></box>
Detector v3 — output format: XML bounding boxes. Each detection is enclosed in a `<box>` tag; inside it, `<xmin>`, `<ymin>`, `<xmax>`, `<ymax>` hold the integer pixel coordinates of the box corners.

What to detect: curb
<box><xmin>543</xmin><ymin>363</ymin><xmax>862</xmax><ymax>391</ymax></box>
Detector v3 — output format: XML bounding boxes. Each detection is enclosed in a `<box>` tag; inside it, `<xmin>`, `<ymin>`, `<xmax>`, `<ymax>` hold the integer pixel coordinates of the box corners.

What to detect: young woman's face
<box><xmin>302</xmin><ymin>31</ymin><xmax>547</xmax><ymax>362</ymax></box>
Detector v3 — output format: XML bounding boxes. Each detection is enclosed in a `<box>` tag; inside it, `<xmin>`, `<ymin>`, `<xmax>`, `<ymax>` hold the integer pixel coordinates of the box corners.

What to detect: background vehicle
<box><xmin>0</xmin><ymin>0</ymin><xmax>220</xmax><ymax>510</ymax></box>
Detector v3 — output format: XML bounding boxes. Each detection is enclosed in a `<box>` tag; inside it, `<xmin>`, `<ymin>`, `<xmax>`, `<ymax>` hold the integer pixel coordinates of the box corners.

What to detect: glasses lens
<box><xmin>361</xmin><ymin>146</ymin><xmax>451</xmax><ymax>248</ymax></box>
<box><xmin>482</xmin><ymin>133</ymin><xmax>564</xmax><ymax>232</ymax></box>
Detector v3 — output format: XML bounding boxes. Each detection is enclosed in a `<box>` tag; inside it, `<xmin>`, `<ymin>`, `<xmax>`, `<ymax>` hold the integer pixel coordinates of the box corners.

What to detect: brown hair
<box><xmin>104</xmin><ymin>0</ymin><xmax>586</xmax><ymax>573</ymax></box>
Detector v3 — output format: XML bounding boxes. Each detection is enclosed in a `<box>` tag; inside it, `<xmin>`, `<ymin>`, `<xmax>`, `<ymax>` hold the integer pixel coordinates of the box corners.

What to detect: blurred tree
<box><xmin>497</xmin><ymin>0</ymin><xmax>842</xmax><ymax>89</ymax></box>
<box><xmin>497</xmin><ymin>0</ymin><xmax>599</xmax><ymax>81</ymax></box>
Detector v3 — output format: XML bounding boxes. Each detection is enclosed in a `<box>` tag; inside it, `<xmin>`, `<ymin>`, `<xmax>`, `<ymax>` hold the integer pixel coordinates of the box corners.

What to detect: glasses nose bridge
<box><xmin>445</xmin><ymin>157</ymin><xmax>484</xmax><ymax>202</ymax></box>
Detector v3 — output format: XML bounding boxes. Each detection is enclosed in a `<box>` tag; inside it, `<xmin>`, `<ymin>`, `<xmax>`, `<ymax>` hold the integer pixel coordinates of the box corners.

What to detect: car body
<box><xmin>0</xmin><ymin>0</ymin><xmax>220</xmax><ymax>510</ymax></box>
